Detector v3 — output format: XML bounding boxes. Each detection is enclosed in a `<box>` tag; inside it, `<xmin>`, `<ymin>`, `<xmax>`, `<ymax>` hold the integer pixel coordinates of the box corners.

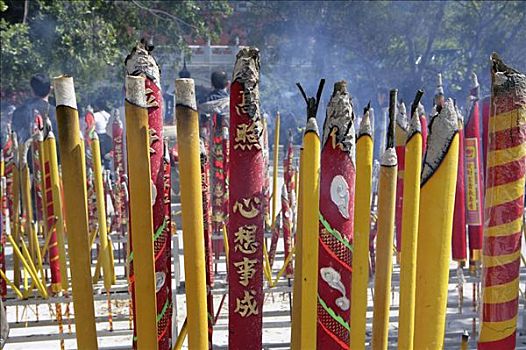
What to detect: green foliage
<box><xmin>0</xmin><ymin>19</ymin><xmax>43</xmax><ymax>94</ymax></box>
<box><xmin>1</xmin><ymin>0</ymin><xmax>232</xmax><ymax>105</ymax></box>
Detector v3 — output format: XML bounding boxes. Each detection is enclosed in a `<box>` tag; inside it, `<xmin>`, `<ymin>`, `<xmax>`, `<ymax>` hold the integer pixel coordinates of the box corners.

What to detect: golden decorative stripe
<box><xmin>487</xmin><ymin>144</ymin><xmax>526</xmax><ymax>168</ymax></box>
<box><xmin>488</xmin><ymin>108</ymin><xmax>526</xmax><ymax>133</ymax></box>
<box><xmin>485</xmin><ymin>177</ymin><xmax>526</xmax><ymax>207</ymax></box>
<box><xmin>479</xmin><ymin>316</ymin><xmax>517</xmax><ymax>342</ymax></box>
<box><xmin>483</xmin><ymin>251</ymin><xmax>520</xmax><ymax>268</ymax></box>
<box><xmin>485</xmin><ymin>217</ymin><xmax>522</xmax><ymax>237</ymax></box>
<box><xmin>482</xmin><ymin>277</ymin><xmax>520</xmax><ymax>304</ymax></box>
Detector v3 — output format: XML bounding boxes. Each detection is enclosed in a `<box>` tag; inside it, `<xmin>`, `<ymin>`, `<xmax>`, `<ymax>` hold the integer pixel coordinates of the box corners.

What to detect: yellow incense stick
<box><xmin>90</xmin><ymin>134</ymin><xmax>113</xmax><ymax>292</ymax></box>
<box><xmin>272</xmin><ymin>112</ymin><xmax>280</xmax><ymax>227</ymax></box>
<box><xmin>125</xmin><ymin>75</ymin><xmax>158</xmax><ymax>349</ymax></box>
<box><xmin>350</xmin><ymin>108</ymin><xmax>373</xmax><ymax>350</ymax></box>
<box><xmin>44</xmin><ymin>131</ymin><xmax>69</xmax><ymax>291</ymax></box>
<box><xmin>175</xmin><ymin>78</ymin><xmax>209</xmax><ymax>349</ymax></box>
<box><xmin>397</xmin><ymin>100</ymin><xmax>423</xmax><ymax>350</ymax></box>
<box><xmin>54</xmin><ymin>75</ymin><xmax>98</xmax><ymax>349</ymax></box>
<box><xmin>291</xmin><ymin>148</ymin><xmax>304</xmax><ymax>350</ymax></box>
<box><xmin>298</xmin><ymin>117</ymin><xmax>321</xmax><ymax>348</ymax></box>
<box><xmin>371</xmin><ymin>149</ymin><xmax>397</xmax><ymax>349</ymax></box>
<box><xmin>414</xmin><ymin>99</ymin><xmax>459</xmax><ymax>348</ymax></box>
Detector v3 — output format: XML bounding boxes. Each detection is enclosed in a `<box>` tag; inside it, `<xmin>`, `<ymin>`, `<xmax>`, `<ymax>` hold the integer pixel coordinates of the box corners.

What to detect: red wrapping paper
<box><xmin>452</xmin><ymin>120</ymin><xmax>467</xmax><ymax>261</ymax></box>
<box><xmin>125</xmin><ymin>42</ymin><xmax>171</xmax><ymax>349</ymax></box>
<box><xmin>200</xmin><ymin>138</ymin><xmax>214</xmax><ymax>347</ymax></box>
<box><xmin>478</xmin><ymin>55</ymin><xmax>526</xmax><ymax>350</ymax></box>
<box><xmin>212</xmin><ymin>113</ymin><xmax>228</xmax><ymax>258</ymax></box>
<box><xmin>111</xmin><ymin>113</ymin><xmax>127</xmax><ymax>236</ymax></box>
<box><xmin>283</xmin><ymin>136</ymin><xmax>295</xmax><ymax>277</ymax></box>
<box><xmin>0</xmin><ymin>176</ymin><xmax>8</xmax><ymax>298</ymax></box>
<box><xmin>420</xmin><ymin>114</ymin><xmax>428</xmax><ymax>156</ymax></box>
<box><xmin>31</xmin><ymin>114</ymin><xmax>44</xmax><ymax>224</ymax></box>
<box><xmin>146</xmin><ymin>79</ymin><xmax>171</xmax><ymax>349</ymax></box>
<box><xmin>317</xmin><ymin>83</ymin><xmax>355</xmax><ymax>349</ymax></box>
<box><xmin>44</xmin><ymin>157</ymin><xmax>61</xmax><ymax>291</ymax></box>
<box><xmin>228</xmin><ymin>48</ymin><xmax>264</xmax><ymax>350</ymax></box>
<box><xmin>465</xmin><ymin>87</ymin><xmax>484</xmax><ymax>259</ymax></box>
<box><xmin>394</xmin><ymin>107</ymin><xmax>407</xmax><ymax>254</ymax></box>
<box><xmin>481</xmin><ymin>96</ymin><xmax>491</xmax><ymax>179</ymax></box>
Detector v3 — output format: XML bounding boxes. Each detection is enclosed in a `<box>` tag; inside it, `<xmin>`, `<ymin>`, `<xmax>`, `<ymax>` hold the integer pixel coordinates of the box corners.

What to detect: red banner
<box><xmin>228</xmin><ymin>48</ymin><xmax>264</xmax><ymax>350</ymax></box>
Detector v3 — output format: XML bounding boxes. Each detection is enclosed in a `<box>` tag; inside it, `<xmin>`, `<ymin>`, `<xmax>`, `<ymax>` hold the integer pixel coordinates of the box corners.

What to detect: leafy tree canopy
<box><xmin>1</xmin><ymin>0</ymin><xmax>232</xmax><ymax>106</ymax></box>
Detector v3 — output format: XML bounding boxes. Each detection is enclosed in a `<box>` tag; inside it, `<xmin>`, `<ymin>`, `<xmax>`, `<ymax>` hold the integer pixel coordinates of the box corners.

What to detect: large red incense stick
<box><xmin>31</xmin><ymin>114</ymin><xmax>45</xmax><ymax>226</ymax></box>
<box><xmin>0</xmin><ymin>176</ymin><xmax>8</xmax><ymax>298</ymax></box>
<box><xmin>43</xmin><ymin>127</ymin><xmax>62</xmax><ymax>293</ymax></box>
<box><xmin>394</xmin><ymin>102</ymin><xmax>408</xmax><ymax>255</ymax></box>
<box><xmin>478</xmin><ymin>54</ymin><xmax>526</xmax><ymax>350</ymax></box>
<box><xmin>111</xmin><ymin>110</ymin><xmax>127</xmax><ymax>237</ymax></box>
<box><xmin>418</xmin><ymin>103</ymin><xmax>428</xmax><ymax>155</ymax></box>
<box><xmin>228</xmin><ymin>47</ymin><xmax>264</xmax><ymax>350</ymax></box>
<box><xmin>317</xmin><ymin>81</ymin><xmax>355</xmax><ymax>349</ymax></box>
<box><xmin>283</xmin><ymin>131</ymin><xmax>295</xmax><ymax>277</ymax></box>
<box><xmin>464</xmin><ymin>73</ymin><xmax>484</xmax><ymax>267</ymax></box>
<box><xmin>125</xmin><ymin>40</ymin><xmax>172</xmax><ymax>349</ymax></box>
<box><xmin>212</xmin><ymin>112</ymin><xmax>228</xmax><ymax>259</ymax></box>
<box><xmin>200</xmin><ymin>138</ymin><xmax>214</xmax><ymax>347</ymax></box>
<box><xmin>452</xmin><ymin>109</ymin><xmax>467</xmax><ymax>262</ymax></box>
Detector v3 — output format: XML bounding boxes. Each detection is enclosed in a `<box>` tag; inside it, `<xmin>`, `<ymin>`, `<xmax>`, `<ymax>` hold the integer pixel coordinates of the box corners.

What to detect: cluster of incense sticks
<box><xmin>0</xmin><ymin>44</ymin><xmax>524</xmax><ymax>350</ymax></box>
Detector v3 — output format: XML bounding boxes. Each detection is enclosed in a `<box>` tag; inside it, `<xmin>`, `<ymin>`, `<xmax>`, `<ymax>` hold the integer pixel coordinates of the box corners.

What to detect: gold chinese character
<box><xmin>234</xmin><ymin>290</ymin><xmax>258</xmax><ymax>317</ymax></box>
<box><xmin>234</xmin><ymin>257</ymin><xmax>257</xmax><ymax>286</ymax></box>
<box><xmin>234</xmin><ymin>122</ymin><xmax>261</xmax><ymax>150</ymax></box>
<box><xmin>233</xmin><ymin>197</ymin><xmax>261</xmax><ymax>219</ymax></box>
<box><xmin>234</xmin><ymin>225</ymin><xmax>258</xmax><ymax>254</ymax></box>
<box><xmin>235</xmin><ymin>90</ymin><xmax>249</xmax><ymax>116</ymax></box>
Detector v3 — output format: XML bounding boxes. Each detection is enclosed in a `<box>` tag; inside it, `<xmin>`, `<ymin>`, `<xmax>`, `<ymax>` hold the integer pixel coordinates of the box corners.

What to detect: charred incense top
<box><xmin>112</xmin><ymin>108</ymin><xmax>123</xmax><ymax>132</ymax></box>
<box><xmin>125</xmin><ymin>75</ymin><xmax>147</xmax><ymax>107</ymax></box>
<box><xmin>163</xmin><ymin>140</ymin><xmax>170</xmax><ymax>164</ymax></box>
<box><xmin>281</xmin><ymin>183</ymin><xmax>288</xmax><ymax>201</ymax></box>
<box><xmin>407</xmin><ymin>90</ymin><xmax>424</xmax><ymax>140</ymax></box>
<box><xmin>44</xmin><ymin>116</ymin><xmax>55</xmax><ymax>140</ymax></box>
<box><xmin>358</xmin><ymin>104</ymin><xmax>372</xmax><ymax>138</ymax></box>
<box><xmin>125</xmin><ymin>40</ymin><xmax>161</xmax><ymax>87</ymax></box>
<box><xmin>34</xmin><ymin>129</ymin><xmax>43</xmax><ymax>142</ymax></box>
<box><xmin>491</xmin><ymin>52</ymin><xmax>526</xmax><ymax>102</ymax></box>
<box><xmin>407</xmin><ymin>107</ymin><xmax>422</xmax><ymax>142</ymax></box>
<box><xmin>90</xmin><ymin>130</ymin><xmax>99</xmax><ymax>141</ymax></box>
<box><xmin>387</xmin><ymin>89</ymin><xmax>397</xmax><ymax>149</ymax></box>
<box><xmin>396</xmin><ymin>101</ymin><xmax>408</xmax><ymax>131</ymax></box>
<box><xmin>175</xmin><ymin>78</ymin><xmax>197</xmax><ymax>111</ymax></box>
<box><xmin>435</xmin><ymin>73</ymin><xmax>444</xmax><ymax>97</ymax></box>
<box><xmin>421</xmin><ymin>98</ymin><xmax>459</xmax><ymax>185</ymax></box>
<box><xmin>53</xmin><ymin>75</ymin><xmax>77</xmax><ymax>110</ymax></box>
<box><xmin>470</xmin><ymin>72</ymin><xmax>479</xmax><ymax>93</ymax></box>
<box><xmin>380</xmin><ymin>147</ymin><xmax>397</xmax><ymax>167</ymax></box>
<box><xmin>199</xmin><ymin>138</ymin><xmax>207</xmax><ymax>165</ymax></box>
<box><xmin>456</xmin><ymin>105</ymin><xmax>464</xmax><ymax>124</ymax></box>
<box><xmin>232</xmin><ymin>47</ymin><xmax>261</xmax><ymax>120</ymax></box>
<box><xmin>297</xmin><ymin>79</ymin><xmax>325</xmax><ymax>122</ymax></box>
<box><xmin>323</xmin><ymin>80</ymin><xmax>355</xmax><ymax>156</ymax></box>
<box><xmin>305</xmin><ymin>116</ymin><xmax>320</xmax><ymax>135</ymax></box>
<box><xmin>417</xmin><ymin>102</ymin><xmax>425</xmax><ymax>118</ymax></box>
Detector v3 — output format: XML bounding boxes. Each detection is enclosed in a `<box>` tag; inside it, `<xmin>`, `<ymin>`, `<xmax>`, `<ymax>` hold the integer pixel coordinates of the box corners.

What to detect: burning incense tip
<box><xmin>125</xmin><ymin>75</ymin><xmax>146</xmax><ymax>107</ymax></box>
<box><xmin>175</xmin><ymin>78</ymin><xmax>197</xmax><ymax>111</ymax></box>
<box><xmin>380</xmin><ymin>147</ymin><xmax>397</xmax><ymax>167</ymax></box>
<box><xmin>358</xmin><ymin>106</ymin><xmax>372</xmax><ymax>137</ymax></box>
<box><xmin>421</xmin><ymin>98</ymin><xmax>458</xmax><ymax>185</ymax></box>
<box><xmin>53</xmin><ymin>75</ymin><xmax>77</xmax><ymax>110</ymax></box>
